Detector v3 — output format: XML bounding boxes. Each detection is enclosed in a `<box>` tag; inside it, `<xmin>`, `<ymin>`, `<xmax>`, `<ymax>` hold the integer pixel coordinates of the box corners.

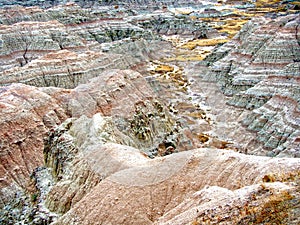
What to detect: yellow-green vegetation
<box><xmin>31</xmin><ymin>193</ymin><xmax>38</xmax><ymax>202</ymax></box>
<box><xmin>162</xmin><ymin>36</ymin><xmax>211</xmax><ymax>61</ymax></box>
<box><xmin>154</xmin><ymin>64</ymin><xmax>174</xmax><ymax>73</ymax></box>
<box><xmin>180</xmin><ymin>38</ymin><xmax>229</xmax><ymax>50</ymax></box>
<box><xmin>164</xmin><ymin>0</ymin><xmax>297</xmax><ymax>64</ymax></box>
<box><xmin>255</xmin><ymin>0</ymin><xmax>282</xmax><ymax>8</ymax></box>
<box><xmin>202</xmin><ymin>14</ymin><xmax>251</xmax><ymax>38</ymax></box>
<box><xmin>291</xmin><ymin>1</ymin><xmax>300</xmax><ymax>6</ymax></box>
<box><xmin>168</xmin><ymin>70</ymin><xmax>187</xmax><ymax>87</ymax></box>
<box><xmin>254</xmin><ymin>0</ymin><xmax>291</xmax><ymax>13</ymax></box>
<box><xmin>213</xmin><ymin>19</ymin><xmax>249</xmax><ymax>38</ymax></box>
<box><xmin>165</xmin><ymin>54</ymin><xmax>206</xmax><ymax>62</ymax></box>
<box><xmin>151</xmin><ymin>63</ymin><xmax>187</xmax><ymax>87</ymax></box>
<box><xmin>162</xmin><ymin>34</ymin><xmax>226</xmax><ymax>62</ymax></box>
<box><xmin>186</xmin><ymin>111</ymin><xmax>207</xmax><ymax>119</ymax></box>
<box><xmin>198</xmin><ymin>133</ymin><xmax>210</xmax><ymax>143</ymax></box>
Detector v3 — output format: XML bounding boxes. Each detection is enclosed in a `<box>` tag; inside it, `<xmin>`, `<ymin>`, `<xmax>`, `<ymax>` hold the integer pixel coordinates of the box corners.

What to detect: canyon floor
<box><xmin>0</xmin><ymin>1</ymin><xmax>299</xmax><ymax>224</ymax></box>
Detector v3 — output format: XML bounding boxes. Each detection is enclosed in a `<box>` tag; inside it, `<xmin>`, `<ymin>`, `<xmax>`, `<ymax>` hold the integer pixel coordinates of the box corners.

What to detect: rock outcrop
<box><xmin>1</xmin><ymin>3</ymin><xmax>206</xmax><ymax>87</ymax></box>
<box><xmin>49</xmin><ymin>143</ymin><xmax>300</xmax><ymax>224</ymax></box>
<box><xmin>0</xmin><ymin>83</ymin><xmax>68</xmax><ymax>205</ymax></box>
<box><xmin>156</xmin><ymin>181</ymin><xmax>300</xmax><ymax>224</ymax></box>
<box><xmin>201</xmin><ymin>14</ymin><xmax>300</xmax><ymax>157</ymax></box>
<box><xmin>0</xmin><ymin>68</ymin><xmax>191</xmax><ymax>206</ymax></box>
<box><xmin>0</xmin><ymin>19</ymin><xmax>86</xmax><ymax>71</ymax></box>
<box><xmin>0</xmin><ymin>47</ymin><xmax>155</xmax><ymax>88</ymax></box>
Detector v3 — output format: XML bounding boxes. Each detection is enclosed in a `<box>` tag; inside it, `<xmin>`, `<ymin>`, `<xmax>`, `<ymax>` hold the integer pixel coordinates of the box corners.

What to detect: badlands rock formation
<box><xmin>202</xmin><ymin>14</ymin><xmax>300</xmax><ymax>157</ymax></box>
<box><xmin>0</xmin><ymin>0</ymin><xmax>299</xmax><ymax>224</ymax></box>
